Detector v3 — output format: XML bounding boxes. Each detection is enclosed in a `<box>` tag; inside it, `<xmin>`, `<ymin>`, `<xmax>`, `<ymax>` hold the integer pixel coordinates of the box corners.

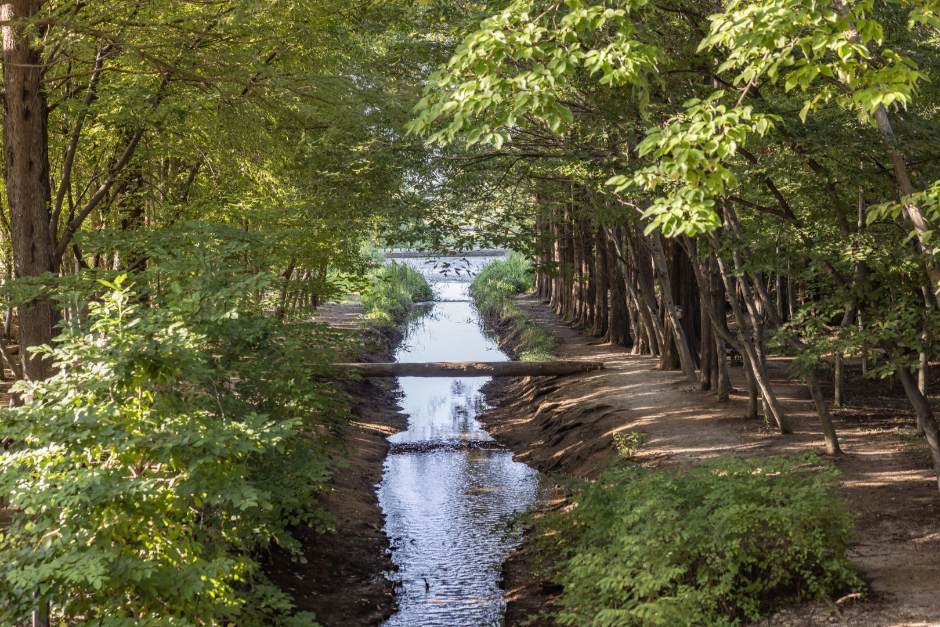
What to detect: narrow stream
<box><xmin>378</xmin><ymin>256</ymin><xmax>540</xmax><ymax>627</ymax></box>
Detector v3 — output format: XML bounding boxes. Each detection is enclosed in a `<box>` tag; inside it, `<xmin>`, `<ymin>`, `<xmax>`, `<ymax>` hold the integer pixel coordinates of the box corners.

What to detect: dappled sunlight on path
<box><xmin>482</xmin><ymin>294</ymin><xmax>940</xmax><ymax>627</ymax></box>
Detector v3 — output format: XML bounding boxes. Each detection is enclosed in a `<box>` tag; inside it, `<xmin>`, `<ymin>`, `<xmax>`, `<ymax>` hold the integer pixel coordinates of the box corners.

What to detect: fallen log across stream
<box><xmin>333</xmin><ymin>361</ymin><xmax>604</xmax><ymax>377</ymax></box>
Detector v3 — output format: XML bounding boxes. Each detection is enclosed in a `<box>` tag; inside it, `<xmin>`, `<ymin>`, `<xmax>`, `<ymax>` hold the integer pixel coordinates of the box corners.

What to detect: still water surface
<box><xmin>378</xmin><ymin>256</ymin><xmax>540</xmax><ymax>627</ymax></box>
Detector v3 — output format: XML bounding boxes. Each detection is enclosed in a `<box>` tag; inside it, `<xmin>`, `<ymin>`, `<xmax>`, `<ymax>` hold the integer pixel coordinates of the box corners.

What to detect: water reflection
<box><xmin>378</xmin><ymin>257</ymin><xmax>539</xmax><ymax>627</ymax></box>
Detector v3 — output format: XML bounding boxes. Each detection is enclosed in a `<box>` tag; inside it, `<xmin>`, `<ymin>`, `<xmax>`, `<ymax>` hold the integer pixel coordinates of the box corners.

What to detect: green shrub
<box><xmin>537</xmin><ymin>454</ymin><xmax>862</xmax><ymax>626</ymax></box>
<box><xmin>360</xmin><ymin>262</ymin><xmax>433</xmax><ymax>329</ymax></box>
<box><xmin>470</xmin><ymin>253</ymin><xmax>556</xmax><ymax>361</ymax></box>
<box><xmin>0</xmin><ymin>233</ymin><xmax>340</xmax><ymax>625</ymax></box>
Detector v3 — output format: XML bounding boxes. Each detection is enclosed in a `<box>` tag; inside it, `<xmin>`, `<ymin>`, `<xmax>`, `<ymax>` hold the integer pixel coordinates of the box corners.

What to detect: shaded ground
<box><xmin>480</xmin><ymin>294</ymin><xmax>940</xmax><ymax>627</ymax></box>
<box><xmin>265</xmin><ymin>301</ymin><xmax>406</xmax><ymax>626</ymax></box>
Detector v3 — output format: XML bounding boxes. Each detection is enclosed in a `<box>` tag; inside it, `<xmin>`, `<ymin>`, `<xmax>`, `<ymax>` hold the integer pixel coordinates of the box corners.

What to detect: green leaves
<box><xmin>0</xmin><ymin>239</ymin><xmax>343</xmax><ymax>625</ymax></box>
<box><xmin>608</xmin><ymin>93</ymin><xmax>777</xmax><ymax>237</ymax></box>
<box><xmin>538</xmin><ymin>455</ymin><xmax>863</xmax><ymax>626</ymax></box>
<box><xmin>701</xmin><ymin>0</ymin><xmax>925</xmax><ymax>123</ymax></box>
<box><xmin>409</xmin><ymin>0</ymin><xmax>659</xmax><ymax>148</ymax></box>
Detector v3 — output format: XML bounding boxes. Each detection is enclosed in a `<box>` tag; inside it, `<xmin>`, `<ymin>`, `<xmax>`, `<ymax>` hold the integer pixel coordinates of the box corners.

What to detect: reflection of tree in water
<box><xmin>397</xmin><ymin>256</ymin><xmax>500</xmax><ymax>285</ymax></box>
<box><xmin>449</xmin><ymin>379</ymin><xmax>489</xmax><ymax>435</ymax></box>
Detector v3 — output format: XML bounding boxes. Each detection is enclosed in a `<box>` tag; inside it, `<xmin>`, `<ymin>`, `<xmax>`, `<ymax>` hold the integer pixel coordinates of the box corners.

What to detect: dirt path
<box><xmin>481</xmin><ymin>294</ymin><xmax>940</xmax><ymax>627</ymax></box>
<box><xmin>265</xmin><ymin>301</ymin><xmax>406</xmax><ymax>626</ymax></box>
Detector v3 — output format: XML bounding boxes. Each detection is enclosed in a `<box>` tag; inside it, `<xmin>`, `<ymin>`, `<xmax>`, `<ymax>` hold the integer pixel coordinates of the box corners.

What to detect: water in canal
<box><xmin>377</xmin><ymin>256</ymin><xmax>540</xmax><ymax>627</ymax></box>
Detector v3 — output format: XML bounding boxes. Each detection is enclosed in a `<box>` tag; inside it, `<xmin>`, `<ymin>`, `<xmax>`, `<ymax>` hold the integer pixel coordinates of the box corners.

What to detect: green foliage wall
<box><xmin>0</xmin><ymin>229</ymin><xmax>348</xmax><ymax>624</ymax></box>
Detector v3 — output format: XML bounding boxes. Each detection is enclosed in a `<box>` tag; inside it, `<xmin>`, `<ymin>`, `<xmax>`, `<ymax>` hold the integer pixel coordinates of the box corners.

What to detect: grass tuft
<box><xmin>361</xmin><ymin>262</ymin><xmax>433</xmax><ymax>330</ymax></box>
<box><xmin>469</xmin><ymin>252</ymin><xmax>556</xmax><ymax>361</ymax></box>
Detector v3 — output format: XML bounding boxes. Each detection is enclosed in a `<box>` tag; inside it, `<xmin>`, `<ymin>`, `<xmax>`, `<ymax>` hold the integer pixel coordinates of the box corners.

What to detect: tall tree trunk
<box><xmin>713</xmin><ymin>244</ymin><xmax>791</xmax><ymax>432</ymax></box>
<box><xmin>895</xmin><ymin>366</ymin><xmax>940</xmax><ymax>492</ymax></box>
<box><xmin>551</xmin><ymin>205</ymin><xmax>563</xmax><ymax>311</ymax></box>
<box><xmin>624</xmin><ymin>228</ymin><xmax>666</xmax><ymax>356</ymax></box>
<box><xmin>742</xmin><ymin>352</ymin><xmax>761</xmax><ymax>419</ymax></box>
<box><xmin>2</xmin><ymin>0</ymin><xmax>56</xmax><ymax>384</ymax></box>
<box><xmin>651</xmin><ymin>232</ymin><xmax>697</xmax><ymax>383</ymax></box>
<box><xmin>606</xmin><ymin>231</ymin><xmax>629</xmax><ymax>346</ymax></box>
<box><xmin>698</xmin><ymin>264</ymin><xmax>715</xmax><ymax>391</ymax></box>
<box><xmin>834</xmin><ymin>352</ymin><xmax>845</xmax><ymax>408</ymax></box>
<box><xmin>580</xmin><ymin>218</ymin><xmax>595</xmax><ymax>329</ymax></box>
<box><xmin>571</xmin><ymin>213</ymin><xmax>584</xmax><ymax>324</ymax></box>
<box><xmin>807</xmin><ymin>370</ymin><xmax>843</xmax><ymax>455</ymax></box>
<box><xmin>592</xmin><ymin>225</ymin><xmax>609</xmax><ymax>337</ymax></box>
<box><xmin>716</xmin><ymin>333</ymin><xmax>732</xmax><ymax>401</ymax></box>
<box><xmin>709</xmin><ymin>255</ymin><xmax>733</xmax><ymax>400</ymax></box>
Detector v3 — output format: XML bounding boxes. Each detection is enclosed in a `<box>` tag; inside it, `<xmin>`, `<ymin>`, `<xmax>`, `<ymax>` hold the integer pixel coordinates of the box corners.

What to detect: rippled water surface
<box><xmin>378</xmin><ymin>256</ymin><xmax>540</xmax><ymax>627</ymax></box>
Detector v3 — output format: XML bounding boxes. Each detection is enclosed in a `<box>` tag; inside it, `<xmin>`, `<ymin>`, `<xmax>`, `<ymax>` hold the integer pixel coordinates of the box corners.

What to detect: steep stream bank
<box><xmin>265</xmin><ymin>316</ymin><xmax>408</xmax><ymax>626</ymax></box>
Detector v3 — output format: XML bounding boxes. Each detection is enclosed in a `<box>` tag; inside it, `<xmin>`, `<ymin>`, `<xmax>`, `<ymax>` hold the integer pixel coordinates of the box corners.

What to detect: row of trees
<box><xmin>0</xmin><ymin>0</ymin><xmax>463</xmax><ymax>380</ymax></box>
<box><xmin>410</xmin><ymin>0</ymin><xmax>940</xmax><ymax>490</ymax></box>
<box><xmin>0</xmin><ymin>1</ymin><xmax>485</xmax><ymax>623</ymax></box>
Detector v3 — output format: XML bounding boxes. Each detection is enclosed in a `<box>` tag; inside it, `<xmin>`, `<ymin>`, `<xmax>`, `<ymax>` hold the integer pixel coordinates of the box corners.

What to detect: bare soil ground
<box><xmin>480</xmin><ymin>294</ymin><xmax>940</xmax><ymax>627</ymax></box>
<box><xmin>265</xmin><ymin>302</ymin><xmax>407</xmax><ymax>626</ymax></box>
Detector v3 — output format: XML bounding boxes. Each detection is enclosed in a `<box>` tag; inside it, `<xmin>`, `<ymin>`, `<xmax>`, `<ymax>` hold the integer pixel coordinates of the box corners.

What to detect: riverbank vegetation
<box><xmin>471</xmin><ymin>254</ymin><xmax>556</xmax><ymax>361</ymax></box>
<box><xmin>0</xmin><ymin>1</ymin><xmax>472</xmax><ymax>623</ymax></box>
<box><xmin>361</xmin><ymin>263</ymin><xmax>435</xmax><ymax>331</ymax></box>
<box><xmin>0</xmin><ymin>234</ymin><xmax>347</xmax><ymax>624</ymax></box>
<box><xmin>412</xmin><ymin>0</ymin><xmax>940</xmax><ymax>622</ymax></box>
<box><xmin>535</xmin><ymin>455</ymin><xmax>861</xmax><ymax>626</ymax></box>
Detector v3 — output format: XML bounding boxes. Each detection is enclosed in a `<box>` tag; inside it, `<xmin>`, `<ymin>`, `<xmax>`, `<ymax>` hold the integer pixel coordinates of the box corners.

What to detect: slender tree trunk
<box><xmin>716</xmin><ymin>333</ymin><xmax>732</xmax><ymax>401</ymax></box>
<box><xmin>807</xmin><ymin>370</ymin><xmax>843</xmax><ymax>455</ymax></box>
<box><xmin>2</xmin><ymin>0</ymin><xmax>56</xmax><ymax>384</ymax></box>
<box><xmin>626</xmin><ymin>229</ymin><xmax>666</xmax><ymax>356</ymax></box>
<box><xmin>571</xmin><ymin>214</ymin><xmax>584</xmax><ymax>324</ymax></box>
<box><xmin>834</xmin><ymin>353</ymin><xmax>845</xmax><ymax>407</ymax></box>
<box><xmin>580</xmin><ymin>219</ymin><xmax>595</xmax><ymax>329</ymax></box>
<box><xmin>607</xmin><ymin>226</ymin><xmax>654</xmax><ymax>352</ymax></box>
<box><xmin>871</xmin><ymin>110</ymin><xmax>940</xmax><ymax>308</ymax></box>
<box><xmin>787</xmin><ymin>268</ymin><xmax>796</xmax><ymax>320</ymax></box>
<box><xmin>709</xmin><ymin>256</ymin><xmax>733</xmax><ymax>400</ymax></box>
<box><xmin>742</xmin><ymin>353</ymin><xmax>760</xmax><ymax>419</ymax></box>
<box><xmin>918</xmin><ymin>352</ymin><xmax>928</xmax><ymax>436</ymax></box>
<box><xmin>551</xmin><ymin>206</ymin><xmax>563</xmax><ymax>311</ymax></box>
<box><xmin>651</xmin><ymin>231</ymin><xmax>697</xmax><ymax>383</ymax></box>
<box><xmin>592</xmin><ymin>225</ymin><xmax>609</xmax><ymax>337</ymax></box>
<box><xmin>714</xmin><ymin>244</ymin><xmax>791</xmax><ymax>432</ymax></box>
<box><xmin>608</xmin><ymin>263</ymin><xmax>627</xmax><ymax>346</ymax></box>
<box><xmin>895</xmin><ymin>366</ymin><xmax>940</xmax><ymax>492</ymax></box>
<box><xmin>698</xmin><ymin>282</ymin><xmax>715</xmax><ymax>391</ymax></box>
<box><xmin>607</xmin><ymin>230</ymin><xmax>629</xmax><ymax>346</ymax></box>
<box><xmin>775</xmin><ymin>260</ymin><xmax>785</xmax><ymax>321</ymax></box>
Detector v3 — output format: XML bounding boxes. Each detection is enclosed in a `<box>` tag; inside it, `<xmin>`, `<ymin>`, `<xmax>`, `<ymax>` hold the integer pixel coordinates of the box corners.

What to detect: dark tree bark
<box><xmin>607</xmin><ymin>234</ymin><xmax>629</xmax><ymax>346</ymax></box>
<box><xmin>551</xmin><ymin>205</ymin><xmax>563</xmax><ymax>311</ymax></box>
<box><xmin>895</xmin><ymin>366</ymin><xmax>940</xmax><ymax>492</ymax></box>
<box><xmin>592</xmin><ymin>226</ymin><xmax>609</xmax><ymax>337</ymax></box>
<box><xmin>650</xmin><ymin>232</ymin><xmax>697</xmax><ymax>383</ymax></box>
<box><xmin>698</xmin><ymin>261</ymin><xmax>715</xmax><ymax>392</ymax></box>
<box><xmin>581</xmin><ymin>219</ymin><xmax>595</xmax><ymax>330</ymax></box>
<box><xmin>2</xmin><ymin>0</ymin><xmax>57</xmax><ymax>383</ymax></box>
